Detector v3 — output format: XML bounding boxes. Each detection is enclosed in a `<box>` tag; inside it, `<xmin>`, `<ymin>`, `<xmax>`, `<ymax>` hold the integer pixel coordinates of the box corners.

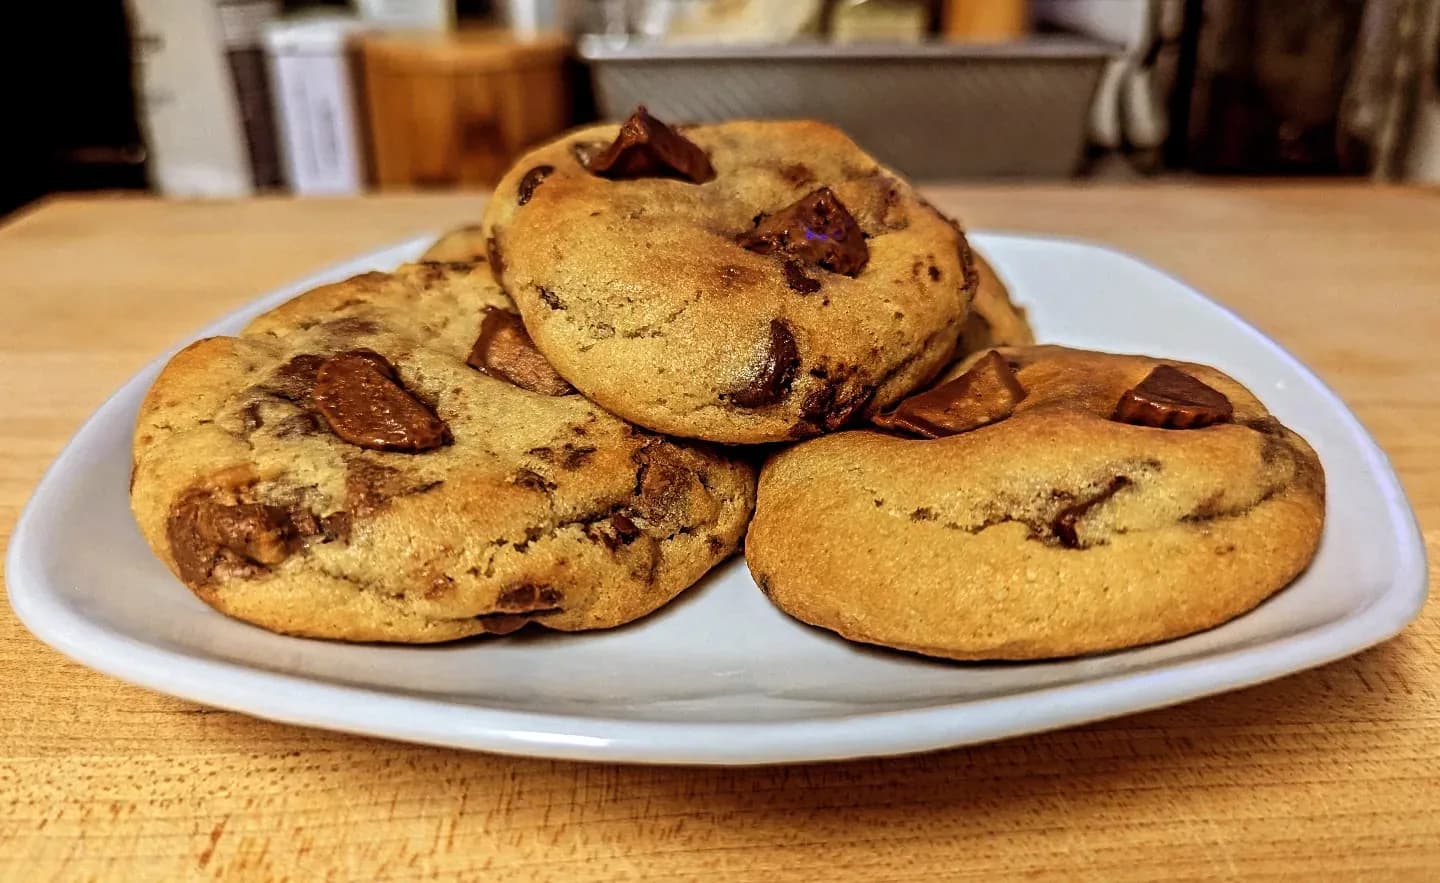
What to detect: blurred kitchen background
<box><xmin>2</xmin><ymin>0</ymin><xmax>1438</xmax><ymax>217</ymax></box>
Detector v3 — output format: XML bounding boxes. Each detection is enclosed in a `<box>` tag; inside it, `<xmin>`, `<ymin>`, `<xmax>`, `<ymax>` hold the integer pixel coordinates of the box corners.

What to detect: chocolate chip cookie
<box><xmin>131</xmin><ymin>260</ymin><xmax>756</xmax><ymax>642</ymax></box>
<box><xmin>481</xmin><ymin>107</ymin><xmax>976</xmax><ymax>444</ymax></box>
<box><xmin>746</xmin><ymin>346</ymin><xmax>1325</xmax><ymax>660</ymax></box>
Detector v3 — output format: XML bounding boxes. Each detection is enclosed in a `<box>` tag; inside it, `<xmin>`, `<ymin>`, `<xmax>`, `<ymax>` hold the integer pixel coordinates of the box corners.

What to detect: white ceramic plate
<box><xmin>8</xmin><ymin>234</ymin><xmax>1427</xmax><ymax>765</ymax></box>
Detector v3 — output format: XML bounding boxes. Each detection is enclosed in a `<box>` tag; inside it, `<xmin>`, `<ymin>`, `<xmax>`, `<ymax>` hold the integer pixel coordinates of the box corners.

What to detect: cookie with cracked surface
<box><xmin>132</xmin><ymin>260</ymin><xmax>755</xmax><ymax>643</ymax></box>
<box><xmin>746</xmin><ymin>345</ymin><xmax>1324</xmax><ymax>660</ymax></box>
<box><xmin>957</xmin><ymin>248</ymin><xmax>1034</xmax><ymax>353</ymax></box>
<box><xmin>481</xmin><ymin>107</ymin><xmax>976</xmax><ymax>443</ymax></box>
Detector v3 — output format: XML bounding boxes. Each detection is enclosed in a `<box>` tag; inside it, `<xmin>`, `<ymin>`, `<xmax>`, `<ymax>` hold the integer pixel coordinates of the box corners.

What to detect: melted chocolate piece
<box><xmin>467</xmin><ymin>307</ymin><xmax>575</xmax><ymax>396</ymax></box>
<box><xmin>517</xmin><ymin>164</ymin><xmax>555</xmax><ymax>206</ymax></box>
<box><xmin>475</xmin><ymin>613</ymin><xmax>540</xmax><ymax>635</ymax></box>
<box><xmin>801</xmin><ymin>379</ymin><xmax>875</xmax><ymax>432</ymax></box>
<box><xmin>320</xmin><ymin>511</ymin><xmax>352</xmax><ymax>543</ymax></box>
<box><xmin>738</xmin><ymin>187</ymin><xmax>869</xmax><ymax>277</ymax></box>
<box><xmin>512</xmin><ymin>468</ymin><xmax>556</xmax><ymax>493</ymax></box>
<box><xmin>1053</xmin><ymin>476</ymin><xmax>1132</xmax><ymax>548</ymax></box>
<box><xmin>313</xmin><ymin>350</ymin><xmax>450</xmax><ymax>452</ymax></box>
<box><xmin>728</xmin><ymin>319</ymin><xmax>800</xmax><ymax>408</ymax></box>
<box><xmin>340</xmin><ymin>459</ymin><xmax>444</xmax><ymax>524</ymax></box>
<box><xmin>778</xmin><ymin>162</ymin><xmax>814</xmax><ymax>186</ymax></box>
<box><xmin>263</xmin><ymin>354</ymin><xmax>326</xmax><ymax>407</ymax></box>
<box><xmin>561</xmin><ymin>445</ymin><xmax>595</xmax><ymax>469</ymax></box>
<box><xmin>167</xmin><ymin>491</ymin><xmax>296</xmax><ymax>585</ymax></box>
<box><xmin>633</xmin><ymin>443</ymin><xmax>706</xmax><ymax>533</ymax></box>
<box><xmin>873</xmin><ymin>351</ymin><xmax>1025</xmax><ymax>438</ymax></box>
<box><xmin>609</xmin><ymin>513</ymin><xmax>641</xmax><ymax>545</ymax></box>
<box><xmin>1113</xmin><ymin>366</ymin><xmax>1234</xmax><ymax>429</ymax></box>
<box><xmin>494</xmin><ymin>583</ymin><xmax>564</xmax><ymax>613</ymax></box>
<box><xmin>584</xmin><ymin>106</ymin><xmax>715</xmax><ymax>183</ymax></box>
<box><xmin>345</xmin><ymin>459</ymin><xmax>401</xmax><ymax>518</ymax></box>
<box><xmin>781</xmin><ymin>260</ymin><xmax>821</xmax><ymax>294</ymax></box>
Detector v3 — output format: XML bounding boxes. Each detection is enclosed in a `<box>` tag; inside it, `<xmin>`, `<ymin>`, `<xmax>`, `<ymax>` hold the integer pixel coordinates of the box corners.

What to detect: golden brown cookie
<box><xmin>481</xmin><ymin>107</ymin><xmax>976</xmax><ymax>443</ymax></box>
<box><xmin>132</xmin><ymin>260</ymin><xmax>755</xmax><ymax>643</ymax></box>
<box><xmin>958</xmin><ymin>249</ymin><xmax>1034</xmax><ymax>353</ymax></box>
<box><xmin>746</xmin><ymin>345</ymin><xmax>1325</xmax><ymax>660</ymax></box>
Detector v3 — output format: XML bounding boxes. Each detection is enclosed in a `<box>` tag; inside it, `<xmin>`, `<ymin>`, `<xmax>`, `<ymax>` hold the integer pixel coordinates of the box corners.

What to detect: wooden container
<box><xmin>359</xmin><ymin>29</ymin><xmax>569</xmax><ymax>189</ymax></box>
<box><xmin>942</xmin><ymin>0</ymin><xmax>1029</xmax><ymax>41</ymax></box>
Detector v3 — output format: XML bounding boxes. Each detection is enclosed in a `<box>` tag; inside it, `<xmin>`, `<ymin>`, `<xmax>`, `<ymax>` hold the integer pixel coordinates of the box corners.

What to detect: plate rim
<box><xmin>6</xmin><ymin>233</ymin><xmax>1428</xmax><ymax>766</ymax></box>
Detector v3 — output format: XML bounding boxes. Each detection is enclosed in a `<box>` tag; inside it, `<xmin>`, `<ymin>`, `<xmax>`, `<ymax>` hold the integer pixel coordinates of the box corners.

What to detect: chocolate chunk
<box><xmin>781</xmin><ymin>260</ymin><xmax>821</xmax><ymax>294</ymax></box>
<box><xmin>728</xmin><ymin>319</ymin><xmax>800</xmax><ymax>408</ymax></box>
<box><xmin>467</xmin><ymin>307</ymin><xmax>575</xmax><ymax>396</ymax></box>
<box><xmin>289</xmin><ymin>507</ymin><xmax>321</xmax><ymax>538</ymax></box>
<box><xmin>313</xmin><ymin>351</ymin><xmax>450</xmax><ymax>452</ymax></box>
<box><xmin>873</xmin><ymin>351</ymin><xmax>1025</xmax><ymax>438</ymax></box>
<box><xmin>474</xmin><ymin>613</ymin><xmax>539</xmax><ymax>635</ymax></box>
<box><xmin>345</xmin><ymin>459</ymin><xmax>401</xmax><ymax>518</ymax></box>
<box><xmin>166</xmin><ymin>491</ymin><xmax>295</xmax><ymax>585</ymax></box>
<box><xmin>1053</xmin><ymin>477</ymin><xmax>1132</xmax><ymax>548</ymax></box>
<box><xmin>343</xmin><ymin>459</ymin><xmax>444</xmax><ymax>519</ymax></box>
<box><xmin>634</xmin><ymin>445</ymin><xmax>703</xmax><ymax>530</ymax></box>
<box><xmin>536</xmin><ymin>286</ymin><xmax>564</xmax><ymax>310</ymax></box>
<box><xmin>512</xmin><ymin>468</ymin><xmax>555</xmax><ymax>493</ymax></box>
<box><xmin>320</xmin><ymin>511</ymin><xmax>352</xmax><ymax>543</ymax></box>
<box><xmin>517</xmin><ymin>164</ymin><xmax>555</xmax><ymax>206</ymax></box>
<box><xmin>560</xmin><ymin>445</ymin><xmax>596</xmax><ymax>469</ymax></box>
<box><xmin>738</xmin><ymin>187</ymin><xmax>869</xmax><ymax>277</ymax></box>
<box><xmin>494</xmin><ymin>583</ymin><xmax>564</xmax><ymax>613</ymax></box>
<box><xmin>1113</xmin><ymin>366</ymin><xmax>1234</xmax><ymax>429</ymax></box>
<box><xmin>594</xmin><ymin>511</ymin><xmax>643</xmax><ymax>551</ymax></box>
<box><xmin>777</xmin><ymin>162</ymin><xmax>814</xmax><ymax>186</ymax></box>
<box><xmin>800</xmin><ymin>378</ymin><xmax>875</xmax><ymax>431</ymax></box>
<box><xmin>290</xmin><ymin>506</ymin><xmax>354</xmax><ymax>545</ymax></box>
<box><xmin>584</xmin><ymin>106</ymin><xmax>715</xmax><ymax>183</ymax></box>
<box><xmin>263</xmin><ymin>354</ymin><xmax>326</xmax><ymax>407</ymax></box>
<box><xmin>609</xmin><ymin>512</ymin><xmax>641</xmax><ymax>544</ymax></box>
<box><xmin>197</xmin><ymin>503</ymin><xmax>291</xmax><ymax>564</ymax></box>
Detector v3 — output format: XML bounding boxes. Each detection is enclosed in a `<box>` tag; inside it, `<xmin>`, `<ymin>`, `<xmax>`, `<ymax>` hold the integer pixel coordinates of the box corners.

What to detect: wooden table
<box><xmin>2</xmin><ymin>187</ymin><xmax>1436</xmax><ymax>881</ymax></box>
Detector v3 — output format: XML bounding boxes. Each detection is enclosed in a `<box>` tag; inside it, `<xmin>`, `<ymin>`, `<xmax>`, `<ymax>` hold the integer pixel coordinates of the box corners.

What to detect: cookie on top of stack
<box><xmin>131</xmin><ymin>107</ymin><xmax>1323</xmax><ymax>657</ymax></box>
<box><xmin>480</xmin><ymin>107</ymin><xmax>976</xmax><ymax>443</ymax></box>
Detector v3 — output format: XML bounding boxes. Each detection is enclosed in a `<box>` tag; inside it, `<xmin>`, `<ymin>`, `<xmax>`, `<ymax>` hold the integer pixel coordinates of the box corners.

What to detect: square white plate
<box><xmin>7</xmin><ymin>233</ymin><xmax>1426</xmax><ymax>765</ymax></box>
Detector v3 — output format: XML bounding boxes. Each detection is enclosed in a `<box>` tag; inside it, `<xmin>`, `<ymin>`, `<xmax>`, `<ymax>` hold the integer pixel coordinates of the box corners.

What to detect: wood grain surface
<box><xmin>1</xmin><ymin>187</ymin><xmax>1436</xmax><ymax>882</ymax></box>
